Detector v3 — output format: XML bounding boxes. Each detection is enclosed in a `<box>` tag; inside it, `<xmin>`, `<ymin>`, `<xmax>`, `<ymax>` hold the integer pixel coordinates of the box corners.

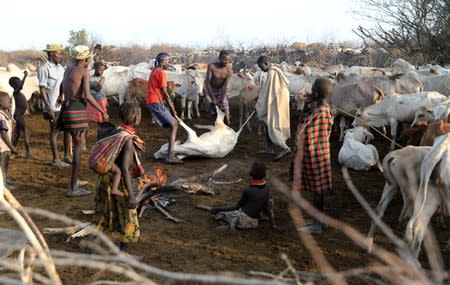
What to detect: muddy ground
<box><xmin>1</xmin><ymin>98</ymin><xmax>449</xmax><ymax>284</ymax></box>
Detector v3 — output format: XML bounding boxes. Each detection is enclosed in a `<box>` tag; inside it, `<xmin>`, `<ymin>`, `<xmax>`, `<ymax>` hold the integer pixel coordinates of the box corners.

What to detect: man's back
<box><xmin>63</xmin><ymin>64</ymin><xmax>86</xmax><ymax>102</ymax></box>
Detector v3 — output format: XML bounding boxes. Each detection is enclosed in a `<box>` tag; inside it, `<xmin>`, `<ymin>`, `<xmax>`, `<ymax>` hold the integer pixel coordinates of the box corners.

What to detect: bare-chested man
<box><xmin>204</xmin><ymin>50</ymin><xmax>233</xmax><ymax>125</ymax></box>
<box><xmin>62</xmin><ymin>45</ymin><xmax>109</xmax><ymax>197</ymax></box>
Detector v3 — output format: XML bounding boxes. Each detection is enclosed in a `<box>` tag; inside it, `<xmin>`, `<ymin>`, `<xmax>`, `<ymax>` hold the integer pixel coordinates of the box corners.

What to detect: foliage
<box><xmin>354</xmin><ymin>0</ymin><xmax>450</xmax><ymax>65</ymax></box>
<box><xmin>67</xmin><ymin>29</ymin><xmax>89</xmax><ymax>47</ymax></box>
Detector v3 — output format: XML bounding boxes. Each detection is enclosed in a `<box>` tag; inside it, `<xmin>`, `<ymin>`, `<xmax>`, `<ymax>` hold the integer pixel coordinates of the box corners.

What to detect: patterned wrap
<box><xmin>297</xmin><ymin>105</ymin><xmax>334</xmax><ymax>193</ymax></box>
<box><xmin>93</xmin><ymin>172</ymin><xmax>140</xmax><ymax>243</ymax></box>
<box><xmin>88</xmin><ymin>127</ymin><xmax>145</xmax><ymax>177</ymax></box>
<box><xmin>62</xmin><ymin>100</ymin><xmax>88</xmax><ymax>132</ymax></box>
<box><xmin>208</xmin><ymin>87</ymin><xmax>229</xmax><ymax>113</ymax></box>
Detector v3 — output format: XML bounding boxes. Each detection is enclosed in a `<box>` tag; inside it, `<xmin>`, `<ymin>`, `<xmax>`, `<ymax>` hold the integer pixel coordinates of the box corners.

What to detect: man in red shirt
<box><xmin>146</xmin><ymin>52</ymin><xmax>183</xmax><ymax>164</ymax></box>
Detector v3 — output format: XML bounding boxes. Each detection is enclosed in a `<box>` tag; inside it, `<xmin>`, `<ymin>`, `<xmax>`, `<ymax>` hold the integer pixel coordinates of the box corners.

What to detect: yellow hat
<box><xmin>44</xmin><ymin>43</ymin><xmax>64</xmax><ymax>52</ymax></box>
<box><xmin>70</xmin><ymin>45</ymin><xmax>92</xmax><ymax>60</ymax></box>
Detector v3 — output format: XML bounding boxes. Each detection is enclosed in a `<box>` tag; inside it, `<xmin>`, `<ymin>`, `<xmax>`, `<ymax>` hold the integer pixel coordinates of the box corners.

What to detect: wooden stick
<box><xmin>43</xmin><ymin>222</ymin><xmax>91</xmax><ymax>235</ymax></box>
<box><xmin>211</xmin><ymin>178</ymin><xmax>242</xmax><ymax>185</ymax></box>
<box><xmin>153</xmin><ymin>202</ymin><xmax>182</xmax><ymax>223</ymax></box>
<box><xmin>195</xmin><ymin>204</ymin><xmax>212</xmax><ymax>211</ymax></box>
<box><xmin>170</xmin><ymin>164</ymin><xmax>228</xmax><ymax>184</ymax></box>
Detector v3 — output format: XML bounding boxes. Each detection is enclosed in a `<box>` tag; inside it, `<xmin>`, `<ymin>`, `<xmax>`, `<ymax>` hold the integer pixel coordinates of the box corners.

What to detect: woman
<box><xmin>92</xmin><ymin>102</ymin><xmax>144</xmax><ymax>251</ymax></box>
<box><xmin>87</xmin><ymin>61</ymin><xmax>108</xmax><ymax>123</ymax></box>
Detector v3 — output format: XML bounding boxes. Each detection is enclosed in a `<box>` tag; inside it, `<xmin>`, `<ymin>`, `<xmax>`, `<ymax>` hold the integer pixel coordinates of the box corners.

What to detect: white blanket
<box><xmin>255</xmin><ymin>66</ymin><xmax>291</xmax><ymax>150</ymax></box>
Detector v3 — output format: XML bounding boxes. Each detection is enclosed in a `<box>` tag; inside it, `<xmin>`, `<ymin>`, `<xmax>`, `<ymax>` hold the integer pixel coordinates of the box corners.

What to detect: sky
<box><xmin>0</xmin><ymin>0</ymin><xmax>375</xmax><ymax>51</ymax></box>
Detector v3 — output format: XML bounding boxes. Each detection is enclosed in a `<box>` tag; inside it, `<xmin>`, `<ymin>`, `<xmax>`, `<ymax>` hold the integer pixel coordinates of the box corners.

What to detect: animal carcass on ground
<box><xmin>367</xmin><ymin>146</ymin><xmax>431</xmax><ymax>252</ymax></box>
<box><xmin>353</xmin><ymin>92</ymin><xmax>449</xmax><ymax>150</ymax></box>
<box><xmin>405</xmin><ymin>133</ymin><xmax>450</xmax><ymax>258</ymax></box>
<box><xmin>153</xmin><ymin>107</ymin><xmax>252</xmax><ymax>160</ymax></box>
<box><xmin>338</xmin><ymin>126</ymin><xmax>382</xmax><ymax>172</ymax></box>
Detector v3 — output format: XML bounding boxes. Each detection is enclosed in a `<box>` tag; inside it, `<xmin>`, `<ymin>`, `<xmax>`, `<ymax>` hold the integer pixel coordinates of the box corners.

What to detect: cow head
<box><xmin>186</xmin><ymin>69</ymin><xmax>204</xmax><ymax>97</ymax></box>
<box><xmin>411</xmin><ymin>106</ymin><xmax>434</xmax><ymax>127</ymax></box>
<box><xmin>344</xmin><ymin>126</ymin><xmax>374</xmax><ymax>144</ymax></box>
<box><xmin>352</xmin><ymin>108</ymin><xmax>367</xmax><ymax>127</ymax></box>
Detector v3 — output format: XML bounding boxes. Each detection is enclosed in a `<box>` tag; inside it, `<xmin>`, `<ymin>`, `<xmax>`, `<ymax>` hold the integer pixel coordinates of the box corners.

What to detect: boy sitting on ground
<box><xmin>206</xmin><ymin>161</ymin><xmax>283</xmax><ymax>231</ymax></box>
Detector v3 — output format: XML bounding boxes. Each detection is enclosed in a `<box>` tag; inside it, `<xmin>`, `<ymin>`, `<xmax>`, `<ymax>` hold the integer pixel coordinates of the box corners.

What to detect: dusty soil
<box><xmin>1</xmin><ymin>98</ymin><xmax>449</xmax><ymax>284</ymax></box>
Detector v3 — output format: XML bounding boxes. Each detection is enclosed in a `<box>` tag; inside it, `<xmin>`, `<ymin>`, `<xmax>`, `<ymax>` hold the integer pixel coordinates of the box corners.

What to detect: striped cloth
<box><xmin>88</xmin><ymin>127</ymin><xmax>145</xmax><ymax>177</ymax></box>
<box><xmin>62</xmin><ymin>100</ymin><xmax>88</xmax><ymax>132</ymax></box>
<box><xmin>297</xmin><ymin>105</ymin><xmax>334</xmax><ymax>193</ymax></box>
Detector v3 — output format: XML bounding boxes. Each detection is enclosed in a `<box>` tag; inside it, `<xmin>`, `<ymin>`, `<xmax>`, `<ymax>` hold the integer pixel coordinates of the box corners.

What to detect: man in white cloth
<box><xmin>255</xmin><ymin>55</ymin><xmax>291</xmax><ymax>160</ymax></box>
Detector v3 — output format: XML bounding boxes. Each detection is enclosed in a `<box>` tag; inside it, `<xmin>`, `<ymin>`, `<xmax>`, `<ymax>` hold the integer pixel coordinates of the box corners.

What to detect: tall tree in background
<box><xmin>354</xmin><ymin>0</ymin><xmax>450</xmax><ymax>64</ymax></box>
<box><xmin>68</xmin><ymin>29</ymin><xmax>89</xmax><ymax>47</ymax></box>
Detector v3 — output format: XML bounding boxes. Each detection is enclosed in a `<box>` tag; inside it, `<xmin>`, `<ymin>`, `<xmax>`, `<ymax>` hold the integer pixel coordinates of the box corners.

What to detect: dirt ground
<box><xmin>1</xmin><ymin>98</ymin><xmax>449</xmax><ymax>284</ymax></box>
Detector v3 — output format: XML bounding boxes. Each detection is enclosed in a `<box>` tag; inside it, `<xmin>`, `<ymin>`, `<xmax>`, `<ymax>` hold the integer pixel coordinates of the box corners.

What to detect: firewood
<box><xmin>153</xmin><ymin>201</ymin><xmax>182</xmax><ymax>223</ymax></box>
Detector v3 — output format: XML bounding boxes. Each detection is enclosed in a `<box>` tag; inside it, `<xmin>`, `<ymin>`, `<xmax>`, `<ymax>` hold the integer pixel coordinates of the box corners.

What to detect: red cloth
<box><xmin>297</xmin><ymin>105</ymin><xmax>333</xmax><ymax>193</ymax></box>
<box><xmin>146</xmin><ymin>68</ymin><xmax>167</xmax><ymax>104</ymax></box>
<box><xmin>86</xmin><ymin>99</ymin><xmax>107</xmax><ymax>122</ymax></box>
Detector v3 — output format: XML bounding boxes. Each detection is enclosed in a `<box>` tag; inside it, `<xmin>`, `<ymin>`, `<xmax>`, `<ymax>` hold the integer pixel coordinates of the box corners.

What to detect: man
<box><xmin>38</xmin><ymin>43</ymin><xmax>71</xmax><ymax>168</ymax></box>
<box><xmin>146</xmin><ymin>52</ymin><xmax>183</xmax><ymax>164</ymax></box>
<box><xmin>204</xmin><ymin>50</ymin><xmax>233</xmax><ymax>125</ymax></box>
<box><xmin>62</xmin><ymin>45</ymin><xmax>109</xmax><ymax>197</ymax></box>
<box><xmin>255</xmin><ymin>55</ymin><xmax>291</xmax><ymax>161</ymax></box>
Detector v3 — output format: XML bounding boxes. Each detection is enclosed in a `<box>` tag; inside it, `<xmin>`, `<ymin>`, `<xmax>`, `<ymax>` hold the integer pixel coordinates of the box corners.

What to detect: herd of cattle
<box><xmin>1</xmin><ymin>57</ymin><xmax>450</xmax><ymax>259</ymax></box>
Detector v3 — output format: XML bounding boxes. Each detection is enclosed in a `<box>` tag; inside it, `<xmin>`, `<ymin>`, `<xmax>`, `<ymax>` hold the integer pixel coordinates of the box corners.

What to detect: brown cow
<box><xmin>420</xmin><ymin>119</ymin><xmax>450</xmax><ymax>146</ymax></box>
<box><xmin>398</xmin><ymin>120</ymin><xmax>429</xmax><ymax>146</ymax></box>
<box><xmin>128</xmin><ymin>78</ymin><xmax>178</xmax><ymax>104</ymax></box>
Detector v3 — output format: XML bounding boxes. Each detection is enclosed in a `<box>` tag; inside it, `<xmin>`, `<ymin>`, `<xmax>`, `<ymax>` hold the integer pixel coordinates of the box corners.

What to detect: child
<box><xmin>0</xmin><ymin>92</ymin><xmax>18</xmax><ymax>187</ymax></box>
<box><xmin>87</xmin><ymin>61</ymin><xmax>108</xmax><ymax>123</ymax></box>
<box><xmin>9</xmin><ymin>71</ymin><xmax>33</xmax><ymax>159</ymax></box>
<box><xmin>295</xmin><ymin>78</ymin><xmax>334</xmax><ymax>234</ymax></box>
<box><xmin>95</xmin><ymin>121</ymin><xmax>123</xmax><ymax>197</ymax></box>
<box><xmin>207</xmin><ymin>161</ymin><xmax>283</xmax><ymax>231</ymax></box>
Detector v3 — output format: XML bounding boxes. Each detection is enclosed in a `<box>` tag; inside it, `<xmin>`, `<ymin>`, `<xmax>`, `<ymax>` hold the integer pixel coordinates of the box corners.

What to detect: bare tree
<box><xmin>354</xmin><ymin>0</ymin><xmax>450</xmax><ymax>64</ymax></box>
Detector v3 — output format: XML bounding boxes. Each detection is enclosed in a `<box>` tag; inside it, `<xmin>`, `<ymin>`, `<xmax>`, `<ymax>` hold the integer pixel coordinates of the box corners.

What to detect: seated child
<box><xmin>208</xmin><ymin>161</ymin><xmax>283</xmax><ymax>231</ymax></box>
<box><xmin>96</xmin><ymin>122</ymin><xmax>123</xmax><ymax>197</ymax></box>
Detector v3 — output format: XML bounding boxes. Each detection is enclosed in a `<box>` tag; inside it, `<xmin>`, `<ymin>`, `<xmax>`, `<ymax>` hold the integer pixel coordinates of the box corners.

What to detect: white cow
<box><xmin>154</xmin><ymin>107</ymin><xmax>251</xmax><ymax>160</ymax></box>
<box><xmin>102</xmin><ymin>66</ymin><xmax>131</xmax><ymax>104</ymax></box>
<box><xmin>225</xmin><ymin>72</ymin><xmax>259</xmax><ymax>131</ymax></box>
<box><xmin>391</xmin><ymin>58</ymin><xmax>416</xmax><ymax>75</ymax></box>
<box><xmin>367</xmin><ymin>146</ymin><xmax>431</xmax><ymax>252</ymax></box>
<box><xmin>338</xmin><ymin>126</ymin><xmax>382</xmax><ymax>172</ymax></box>
<box><xmin>167</xmin><ymin>69</ymin><xmax>204</xmax><ymax>120</ymax></box>
<box><xmin>410</xmin><ymin>72</ymin><xmax>450</xmax><ymax>96</ymax></box>
<box><xmin>353</xmin><ymin>92</ymin><xmax>449</xmax><ymax>150</ymax></box>
<box><xmin>0</xmin><ymin>64</ymin><xmax>40</xmax><ymax>114</ymax></box>
<box><xmin>405</xmin><ymin>133</ymin><xmax>450</xmax><ymax>257</ymax></box>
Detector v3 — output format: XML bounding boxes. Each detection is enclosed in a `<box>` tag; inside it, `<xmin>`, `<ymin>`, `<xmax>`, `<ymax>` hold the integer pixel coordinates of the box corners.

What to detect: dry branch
<box><xmin>153</xmin><ymin>201</ymin><xmax>183</xmax><ymax>223</ymax></box>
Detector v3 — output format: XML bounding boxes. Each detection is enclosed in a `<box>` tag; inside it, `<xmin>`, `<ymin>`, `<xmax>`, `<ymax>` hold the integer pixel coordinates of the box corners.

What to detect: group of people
<box><xmin>0</xmin><ymin>43</ymin><xmax>335</xmax><ymax>253</ymax></box>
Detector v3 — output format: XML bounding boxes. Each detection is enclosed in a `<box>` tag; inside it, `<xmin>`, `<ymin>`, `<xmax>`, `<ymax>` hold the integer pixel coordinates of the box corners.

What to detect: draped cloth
<box><xmin>255</xmin><ymin>66</ymin><xmax>291</xmax><ymax>150</ymax></box>
<box><xmin>88</xmin><ymin>127</ymin><xmax>145</xmax><ymax>177</ymax></box>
